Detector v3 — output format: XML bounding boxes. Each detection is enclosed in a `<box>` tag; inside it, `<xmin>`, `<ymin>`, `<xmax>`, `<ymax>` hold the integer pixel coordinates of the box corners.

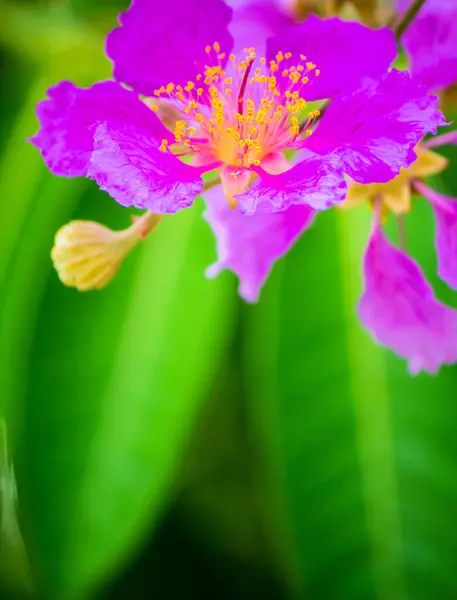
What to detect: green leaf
<box><xmin>13</xmin><ymin>194</ymin><xmax>235</xmax><ymax>598</ymax></box>
<box><xmin>245</xmin><ymin>205</ymin><xmax>457</xmax><ymax>600</ymax></box>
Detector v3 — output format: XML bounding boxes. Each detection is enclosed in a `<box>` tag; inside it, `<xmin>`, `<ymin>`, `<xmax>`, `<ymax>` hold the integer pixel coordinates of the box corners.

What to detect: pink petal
<box><xmin>236</xmin><ymin>151</ymin><xmax>347</xmax><ymax>215</ymax></box>
<box><xmin>401</xmin><ymin>0</ymin><xmax>457</xmax><ymax>91</ymax></box>
<box><xmin>29</xmin><ymin>81</ymin><xmax>170</xmax><ymax>178</ymax></box>
<box><xmin>306</xmin><ymin>70</ymin><xmax>446</xmax><ymax>184</ymax></box>
<box><xmin>227</xmin><ymin>0</ymin><xmax>293</xmax><ymax>55</ymax></box>
<box><xmin>203</xmin><ymin>184</ymin><xmax>314</xmax><ymax>302</ymax></box>
<box><xmin>106</xmin><ymin>0</ymin><xmax>233</xmax><ymax>97</ymax></box>
<box><xmin>358</xmin><ymin>221</ymin><xmax>457</xmax><ymax>374</ymax></box>
<box><xmin>88</xmin><ymin>122</ymin><xmax>205</xmax><ymax>213</ymax></box>
<box><xmin>267</xmin><ymin>15</ymin><xmax>397</xmax><ymax>101</ymax></box>
<box><xmin>414</xmin><ymin>180</ymin><xmax>457</xmax><ymax>290</ymax></box>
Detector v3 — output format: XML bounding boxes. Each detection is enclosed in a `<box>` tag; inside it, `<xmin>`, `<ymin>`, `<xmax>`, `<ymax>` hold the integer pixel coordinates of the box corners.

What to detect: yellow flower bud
<box><xmin>51</xmin><ymin>213</ymin><xmax>161</xmax><ymax>291</ymax></box>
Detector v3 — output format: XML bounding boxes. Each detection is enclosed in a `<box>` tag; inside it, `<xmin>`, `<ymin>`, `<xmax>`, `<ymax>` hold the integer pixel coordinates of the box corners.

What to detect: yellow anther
<box><xmin>229</xmin><ymin>53</ymin><xmax>236</xmax><ymax>61</ymax></box>
<box><xmin>213</xmin><ymin>41</ymin><xmax>221</xmax><ymax>52</ymax></box>
<box><xmin>314</xmin><ymin>110</ymin><xmax>321</xmax><ymax>117</ymax></box>
<box><xmin>300</xmin><ymin>54</ymin><xmax>306</xmax><ymax>60</ymax></box>
<box><xmin>151</xmin><ymin>105</ymin><xmax>158</xmax><ymax>112</ymax></box>
<box><xmin>306</xmin><ymin>129</ymin><xmax>313</xmax><ymax>136</ymax></box>
<box><xmin>315</xmin><ymin>69</ymin><xmax>321</xmax><ymax>76</ymax></box>
<box><xmin>301</xmin><ymin>77</ymin><xmax>309</xmax><ymax>84</ymax></box>
<box><xmin>205</xmin><ymin>45</ymin><xmax>211</xmax><ymax>53</ymax></box>
<box><xmin>276</xmin><ymin>51</ymin><xmax>284</xmax><ymax>62</ymax></box>
<box><xmin>282</xmin><ymin>69</ymin><xmax>289</xmax><ymax>77</ymax></box>
<box><xmin>297</xmin><ymin>65</ymin><xmax>304</xmax><ymax>72</ymax></box>
<box><xmin>285</xmin><ymin>52</ymin><xmax>292</xmax><ymax>59</ymax></box>
<box><xmin>260</xmin><ymin>57</ymin><xmax>266</xmax><ymax>64</ymax></box>
<box><xmin>196</xmin><ymin>74</ymin><xmax>202</xmax><ymax>81</ymax></box>
<box><xmin>306</xmin><ymin>62</ymin><xmax>316</xmax><ymax>70</ymax></box>
<box><xmin>225</xmin><ymin>88</ymin><xmax>232</xmax><ymax>95</ymax></box>
<box><xmin>253</xmin><ymin>159</ymin><xmax>261</xmax><ymax>166</ymax></box>
<box><xmin>153</xmin><ymin>90</ymin><xmax>160</xmax><ymax>97</ymax></box>
<box><xmin>197</xmin><ymin>88</ymin><xmax>203</xmax><ymax>96</ymax></box>
<box><xmin>166</xmin><ymin>83</ymin><xmax>175</xmax><ymax>93</ymax></box>
<box><xmin>218</xmin><ymin>52</ymin><xmax>226</xmax><ymax>60</ymax></box>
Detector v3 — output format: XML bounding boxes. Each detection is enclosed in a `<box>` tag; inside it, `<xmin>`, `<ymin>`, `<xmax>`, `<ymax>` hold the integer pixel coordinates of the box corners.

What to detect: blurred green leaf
<box><xmin>15</xmin><ymin>195</ymin><xmax>235</xmax><ymax>598</ymax></box>
<box><xmin>245</xmin><ymin>205</ymin><xmax>457</xmax><ymax>600</ymax></box>
<box><xmin>0</xmin><ymin>421</ymin><xmax>32</xmax><ymax>595</ymax></box>
<box><xmin>0</xmin><ymin>1</ymin><xmax>111</xmax><ymax>82</ymax></box>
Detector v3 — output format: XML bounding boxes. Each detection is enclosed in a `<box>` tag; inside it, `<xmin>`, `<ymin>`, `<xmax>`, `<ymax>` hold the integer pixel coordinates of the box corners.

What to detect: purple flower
<box><xmin>31</xmin><ymin>0</ymin><xmax>444</xmax><ymax>218</ymax></box>
<box><xmin>399</xmin><ymin>0</ymin><xmax>457</xmax><ymax>91</ymax></box>
<box><xmin>359</xmin><ymin>215</ymin><xmax>457</xmax><ymax>375</ymax></box>
<box><xmin>347</xmin><ymin>130</ymin><xmax>457</xmax><ymax>373</ymax></box>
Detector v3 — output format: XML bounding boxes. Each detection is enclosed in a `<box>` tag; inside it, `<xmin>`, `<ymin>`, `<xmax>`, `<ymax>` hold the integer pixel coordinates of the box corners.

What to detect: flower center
<box><xmin>153</xmin><ymin>44</ymin><xmax>320</xmax><ymax>168</ymax></box>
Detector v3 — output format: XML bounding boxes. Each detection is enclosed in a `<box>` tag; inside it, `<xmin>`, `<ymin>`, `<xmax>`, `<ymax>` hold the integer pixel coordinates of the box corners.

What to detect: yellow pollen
<box><xmin>154</xmin><ymin>44</ymin><xmax>319</xmax><ymax>169</ymax></box>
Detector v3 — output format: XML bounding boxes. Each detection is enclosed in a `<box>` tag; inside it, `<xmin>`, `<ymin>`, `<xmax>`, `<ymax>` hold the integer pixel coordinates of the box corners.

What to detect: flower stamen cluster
<box><xmin>153</xmin><ymin>44</ymin><xmax>320</xmax><ymax>168</ymax></box>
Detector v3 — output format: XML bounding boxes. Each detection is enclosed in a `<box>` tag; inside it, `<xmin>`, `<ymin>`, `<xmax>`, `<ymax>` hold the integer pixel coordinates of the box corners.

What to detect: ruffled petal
<box><xmin>306</xmin><ymin>70</ymin><xmax>446</xmax><ymax>184</ymax></box>
<box><xmin>88</xmin><ymin>123</ymin><xmax>204</xmax><ymax>213</ymax></box>
<box><xmin>29</xmin><ymin>81</ymin><xmax>170</xmax><ymax>178</ymax></box>
<box><xmin>414</xmin><ymin>181</ymin><xmax>457</xmax><ymax>290</ymax></box>
<box><xmin>267</xmin><ymin>15</ymin><xmax>397</xmax><ymax>101</ymax></box>
<box><xmin>228</xmin><ymin>0</ymin><xmax>293</xmax><ymax>55</ymax></box>
<box><xmin>204</xmin><ymin>184</ymin><xmax>314</xmax><ymax>301</ymax></box>
<box><xmin>358</xmin><ymin>220</ymin><xmax>457</xmax><ymax>374</ymax></box>
<box><xmin>106</xmin><ymin>0</ymin><xmax>233</xmax><ymax>97</ymax></box>
<box><xmin>235</xmin><ymin>151</ymin><xmax>347</xmax><ymax>215</ymax></box>
<box><xmin>401</xmin><ymin>0</ymin><xmax>457</xmax><ymax>91</ymax></box>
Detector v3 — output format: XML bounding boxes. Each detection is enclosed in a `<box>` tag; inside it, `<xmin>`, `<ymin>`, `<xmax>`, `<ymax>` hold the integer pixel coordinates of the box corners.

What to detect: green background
<box><xmin>1</xmin><ymin>1</ymin><xmax>457</xmax><ymax>598</ymax></box>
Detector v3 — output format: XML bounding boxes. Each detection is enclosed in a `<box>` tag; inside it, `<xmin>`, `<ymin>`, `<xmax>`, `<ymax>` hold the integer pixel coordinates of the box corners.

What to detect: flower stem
<box><xmin>393</xmin><ymin>0</ymin><xmax>426</xmax><ymax>41</ymax></box>
<box><xmin>397</xmin><ymin>214</ymin><xmax>407</xmax><ymax>251</ymax></box>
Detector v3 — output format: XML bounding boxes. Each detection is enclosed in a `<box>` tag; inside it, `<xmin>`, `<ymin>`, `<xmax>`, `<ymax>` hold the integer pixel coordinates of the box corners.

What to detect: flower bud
<box><xmin>51</xmin><ymin>214</ymin><xmax>161</xmax><ymax>291</ymax></box>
